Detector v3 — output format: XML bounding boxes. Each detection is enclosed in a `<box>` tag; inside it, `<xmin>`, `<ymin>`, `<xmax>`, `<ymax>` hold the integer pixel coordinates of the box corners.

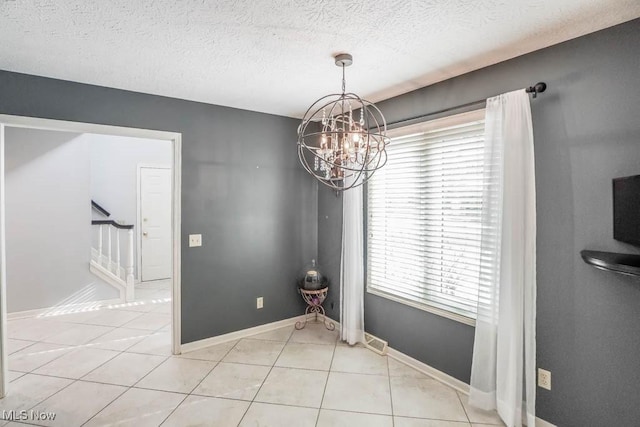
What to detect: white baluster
<box><xmin>107</xmin><ymin>225</ymin><xmax>113</xmax><ymax>272</ymax></box>
<box><xmin>125</xmin><ymin>228</ymin><xmax>135</xmax><ymax>301</ymax></box>
<box><xmin>98</xmin><ymin>225</ymin><xmax>104</xmax><ymax>265</ymax></box>
<box><xmin>116</xmin><ymin>229</ymin><xmax>121</xmax><ymax>279</ymax></box>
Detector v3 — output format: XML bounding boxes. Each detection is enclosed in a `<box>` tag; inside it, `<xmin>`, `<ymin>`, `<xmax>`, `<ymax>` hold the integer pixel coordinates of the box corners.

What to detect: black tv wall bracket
<box><xmin>580</xmin><ymin>250</ymin><xmax>640</xmax><ymax>278</ymax></box>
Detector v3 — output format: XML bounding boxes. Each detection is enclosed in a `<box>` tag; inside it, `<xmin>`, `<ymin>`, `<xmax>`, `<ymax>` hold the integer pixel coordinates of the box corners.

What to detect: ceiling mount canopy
<box><xmin>297</xmin><ymin>53</ymin><xmax>389</xmax><ymax>192</ymax></box>
<box><xmin>334</xmin><ymin>53</ymin><xmax>353</xmax><ymax>67</ymax></box>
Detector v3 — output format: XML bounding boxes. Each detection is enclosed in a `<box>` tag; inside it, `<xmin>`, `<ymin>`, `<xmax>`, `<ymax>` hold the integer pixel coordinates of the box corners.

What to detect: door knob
<box><xmin>143</xmin><ymin>232</ymin><xmax>148</xmax><ymax>236</ymax></box>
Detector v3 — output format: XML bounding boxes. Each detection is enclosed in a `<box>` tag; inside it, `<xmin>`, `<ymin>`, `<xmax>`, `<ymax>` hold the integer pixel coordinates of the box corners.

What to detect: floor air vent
<box><xmin>365</xmin><ymin>332</ymin><xmax>388</xmax><ymax>355</ymax></box>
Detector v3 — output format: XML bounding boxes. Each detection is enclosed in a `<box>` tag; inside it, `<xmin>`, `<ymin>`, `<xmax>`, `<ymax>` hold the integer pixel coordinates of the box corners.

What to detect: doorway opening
<box><xmin>0</xmin><ymin>116</ymin><xmax>182</xmax><ymax>398</ymax></box>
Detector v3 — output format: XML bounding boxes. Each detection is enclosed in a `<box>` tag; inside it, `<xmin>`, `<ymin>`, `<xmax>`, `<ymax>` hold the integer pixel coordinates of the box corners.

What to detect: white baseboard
<box><xmin>180</xmin><ymin>315</ymin><xmax>306</xmax><ymax>354</ymax></box>
<box><xmin>386</xmin><ymin>347</ymin><xmax>470</xmax><ymax>394</ymax></box>
<box><xmin>534</xmin><ymin>417</ymin><xmax>557</xmax><ymax>427</ymax></box>
<box><xmin>8</xmin><ymin>297</ymin><xmax>124</xmax><ymax>320</ymax></box>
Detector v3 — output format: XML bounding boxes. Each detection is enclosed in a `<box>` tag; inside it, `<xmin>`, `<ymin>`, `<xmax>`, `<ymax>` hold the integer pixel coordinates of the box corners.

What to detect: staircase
<box><xmin>90</xmin><ymin>200</ymin><xmax>135</xmax><ymax>301</ymax></box>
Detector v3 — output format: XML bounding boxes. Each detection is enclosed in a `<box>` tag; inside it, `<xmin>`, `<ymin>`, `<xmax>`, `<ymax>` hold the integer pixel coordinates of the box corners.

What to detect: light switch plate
<box><xmin>257</xmin><ymin>297</ymin><xmax>263</xmax><ymax>309</ymax></box>
<box><xmin>189</xmin><ymin>234</ymin><xmax>202</xmax><ymax>247</ymax></box>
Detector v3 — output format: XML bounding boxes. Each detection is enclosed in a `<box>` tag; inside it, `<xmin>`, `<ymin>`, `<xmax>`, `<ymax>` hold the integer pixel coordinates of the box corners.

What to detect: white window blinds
<box><xmin>366</xmin><ymin>110</ymin><xmax>486</xmax><ymax>322</ymax></box>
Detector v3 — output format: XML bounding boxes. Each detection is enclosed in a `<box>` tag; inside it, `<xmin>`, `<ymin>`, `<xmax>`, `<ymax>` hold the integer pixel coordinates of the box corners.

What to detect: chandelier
<box><xmin>297</xmin><ymin>54</ymin><xmax>389</xmax><ymax>191</ymax></box>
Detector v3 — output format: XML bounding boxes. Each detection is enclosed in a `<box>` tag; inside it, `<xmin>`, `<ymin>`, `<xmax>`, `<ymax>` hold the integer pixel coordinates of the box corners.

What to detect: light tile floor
<box><xmin>2</xmin><ymin>286</ymin><xmax>505</xmax><ymax>427</ymax></box>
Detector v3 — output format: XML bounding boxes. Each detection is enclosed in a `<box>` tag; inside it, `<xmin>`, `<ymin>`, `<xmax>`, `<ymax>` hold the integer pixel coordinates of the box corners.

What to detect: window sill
<box><xmin>366</xmin><ymin>288</ymin><xmax>476</xmax><ymax>327</ymax></box>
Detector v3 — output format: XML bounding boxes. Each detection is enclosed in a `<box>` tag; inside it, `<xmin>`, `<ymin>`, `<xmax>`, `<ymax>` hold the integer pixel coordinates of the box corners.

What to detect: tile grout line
<box><xmin>314</xmin><ymin>336</ymin><xmax>338</xmax><ymax>426</ymax></box>
<box><xmin>6</xmin><ymin>298</ymin><xmax>172</xmax><ymax>426</ymax></box>
<box><xmin>236</xmin><ymin>325</ymin><xmax>297</xmax><ymax>426</ymax></box>
<box><xmin>386</xmin><ymin>353</ymin><xmax>395</xmax><ymax>427</ymax></box>
<box><xmin>184</xmin><ymin>392</ymin><xmax>407</xmax><ymax>417</ymax></box>
<box><xmin>19</xmin><ymin>372</ymin><xmax>395</xmax><ymax>419</ymax></box>
<box><xmin>177</xmin><ymin>356</ymin><xmax>338</xmax><ymax>372</ymax></box>
<box><xmin>24</xmin><ymin>337</ymin><xmax>162</xmax><ymax>426</ymax></box>
<box><xmin>226</xmin><ymin>398</ymin><xmax>327</xmax><ymax>411</ymax></box>
<box><xmin>225</xmin><ymin>331</ymin><xmax>293</xmax><ymax>426</ymax></box>
<box><xmin>56</xmin><ymin>309</ymin><xmax>147</xmax><ymax>328</ymax></box>
<box><xmin>33</xmin><ymin>315</ymin><xmax>171</xmax><ymax>382</ymax></box>
<box><xmin>393</xmin><ymin>413</ymin><xmax>479</xmax><ymax>422</ymax></box>
<box><xmin>80</xmin><ymin>351</ymin><xmax>169</xmax><ymax>384</ymax></box>
<box><xmin>455</xmin><ymin>390</ymin><xmax>473</xmax><ymax>425</ymax></box>
<box><xmin>118</xmin><ymin>312</ymin><xmax>172</xmax><ymax>331</ymax></box>
<box><xmin>153</xmin><ymin>392</ymin><xmax>190</xmax><ymax>427</ymax></box>
<box><xmin>79</xmin><ymin>303</ymin><xmax>174</xmax><ymax>426</ymax></box>
<box><xmin>5</xmin><ymin>339</ymin><xmax>45</xmax><ymax>379</ymax></box>
<box><xmin>3</xmin><ymin>418</ymin><xmax>45</xmax><ymax>426</ymax></box>
<box><xmin>12</xmin><ymin>343</ymin><xmax>83</xmax><ymax>377</ymax></box>
<box><xmin>21</xmin><ymin>376</ymin><xmax>105</xmax><ymax>427</ymax></box>
<box><xmin>155</xmin><ymin>339</ymin><xmax>244</xmax><ymax>426</ymax></box>
<box><xmin>78</xmin><ymin>317</ymin><xmax>214</xmax><ymax>393</ymax></box>
<box><xmin>91</xmin><ymin>330</ymin><xmax>162</xmax><ymax>354</ymax></box>
<box><xmin>17</xmin><ymin>308</ymin><xmax>165</xmax><ymax>361</ymax></box>
<box><xmin>7</xmin><ymin>339</ymin><xmax>40</xmax><ymax>357</ymax></box>
<box><xmin>154</xmin><ymin>334</ymin><xmax>242</xmax><ymax>426</ymax></box>
<box><xmin>77</xmin><ymin>382</ymin><xmax>130</xmax><ymax>427</ymax></box>
<box><xmin>9</xmin><ymin>330</ymin><xmax>154</xmax><ymax>381</ymax></box>
<box><xmin>127</xmin><ymin>350</ymin><xmax>175</xmax><ymax>389</ymax></box>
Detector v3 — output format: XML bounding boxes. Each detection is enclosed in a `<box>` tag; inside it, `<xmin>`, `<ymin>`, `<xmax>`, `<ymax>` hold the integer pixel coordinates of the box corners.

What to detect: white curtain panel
<box><xmin>469</xmin><ymin>89</ymin><xmax>537</xmax><ymax>427</ymax></box>
<box><xmin>340</xmin><ymin>180</ymin><xmax>365</xmax><ymax>345</ymax></box>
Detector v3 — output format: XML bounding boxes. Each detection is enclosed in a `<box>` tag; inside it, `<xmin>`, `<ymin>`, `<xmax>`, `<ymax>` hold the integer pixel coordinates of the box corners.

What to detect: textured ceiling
<box><xmin>0</xmin><ymin>0</ymin><xmax>638</xmax><ymax>118</ymax></box>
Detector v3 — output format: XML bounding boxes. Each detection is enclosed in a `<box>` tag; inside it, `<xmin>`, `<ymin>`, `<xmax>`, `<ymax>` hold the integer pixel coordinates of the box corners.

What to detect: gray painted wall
<box><xmin>5</xmin><ymin>127</ymin><xmax>118</xmax><ymax>312</ymax></box>
<box><xmin>0</xmin><ymin>72</ymin><xmax>316</xmax><ymax>343</ymax></box>
<box><xmin>317</xmin><ymin>185</ymin><xmax>342</xmax><ymax>321</ymax></box>
<box><xmin>89</xmin><ymin>133</ymin><xmax>172</xmax><ymax>279</ymax></box>
<box><xmin>318</xmin><ymin>19</ymin><xmax>640</xmax><ymax>427</ymax></box>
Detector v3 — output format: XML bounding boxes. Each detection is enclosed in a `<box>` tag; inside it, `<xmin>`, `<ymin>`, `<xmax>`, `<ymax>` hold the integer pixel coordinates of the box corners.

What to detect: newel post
<box><xmin>107</xmin><ymin>225</ymin><xmax>113</xmax><ymax>272</ymax></box>
<box><xmin>116</xmin><ymin>230</ymin><xmax>121</xmax><ymax>279</ymax></box>
<box><xmin>125</xmin><ymin>228</ymin><xmax>135</xmax><ymax>301</ymax></box>
<box><xmin>98</xmin><ymin>225</ymin><xmax>104</xmax><ymax>263</ymax></box>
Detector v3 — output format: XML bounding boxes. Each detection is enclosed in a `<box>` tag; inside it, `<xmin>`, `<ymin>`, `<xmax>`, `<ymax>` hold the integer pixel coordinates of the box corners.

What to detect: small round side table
<box><xmin>295</xmin><ymin>286</ymin><xmax>335</xmax><ymax>331</ymax></box>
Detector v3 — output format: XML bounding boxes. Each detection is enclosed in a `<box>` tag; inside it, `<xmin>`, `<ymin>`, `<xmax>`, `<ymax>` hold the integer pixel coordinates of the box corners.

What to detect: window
<box><xmin>366</xmin><ymin>110</ymin><xmax>485</xmax><ymax>324</ymax></box>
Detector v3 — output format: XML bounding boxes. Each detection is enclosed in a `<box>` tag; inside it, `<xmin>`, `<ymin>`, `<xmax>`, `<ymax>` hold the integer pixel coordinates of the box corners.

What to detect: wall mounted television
<box><xmin>613</xmin><ymin>174</ymin><xmax>640</xmax><ymax>245</ymax></box>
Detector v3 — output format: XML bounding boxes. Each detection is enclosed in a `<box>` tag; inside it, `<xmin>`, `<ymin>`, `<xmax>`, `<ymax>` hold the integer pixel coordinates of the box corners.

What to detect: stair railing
<box><xmin>91</xmin><ymin>200</ymin><xmax>111</xmax><ymax>217</ymax></box>
<box><xmin>91</xmin><ymin>219</ymin><xmax>135</xmax><ymax>300</ymax></box>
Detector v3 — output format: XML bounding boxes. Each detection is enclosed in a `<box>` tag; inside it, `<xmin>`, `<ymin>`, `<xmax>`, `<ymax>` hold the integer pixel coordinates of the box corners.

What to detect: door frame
<box><xmin>0</xmin><ymin>114</ymin><xmax>183</xmax><ymax>398</ymax></box>
<box><xmin>137</xmin><ymin>164</ymin><xmax>173</xmax><ymax>283</ymax></box>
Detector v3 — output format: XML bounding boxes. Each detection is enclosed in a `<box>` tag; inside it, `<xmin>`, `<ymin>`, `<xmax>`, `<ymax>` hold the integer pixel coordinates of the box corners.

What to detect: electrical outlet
<box><xmin>256</xmin><ymin>297</ymin><xmax>263</xmax><ymax>309</ymax></box>
<box><xmin>189</xmin><ymin>234</ymin><xmax>202</xmax><ymax>247</ymax></box>
<box><xmin>538</xmin><ymin>368</ymin><xmax>551</xmax><ymax>390</ymax></box>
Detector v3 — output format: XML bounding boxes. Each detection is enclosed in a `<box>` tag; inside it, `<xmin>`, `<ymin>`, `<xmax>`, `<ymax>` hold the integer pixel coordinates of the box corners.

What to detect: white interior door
<box><xmin>140</xmin><ymin>167</ymin><xmax>172</xmax><ymax>282</ymax></box>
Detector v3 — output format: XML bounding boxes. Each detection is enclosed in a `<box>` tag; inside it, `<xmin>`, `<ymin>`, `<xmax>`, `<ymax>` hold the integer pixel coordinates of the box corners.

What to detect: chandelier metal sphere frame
<box><xmin>297</xmin><ymin>53</ymin><xmax>389</xmax><ymax>192</ymax></box>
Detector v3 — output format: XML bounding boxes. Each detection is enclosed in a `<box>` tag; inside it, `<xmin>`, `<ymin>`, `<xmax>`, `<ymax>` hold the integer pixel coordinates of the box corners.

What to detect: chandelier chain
<box><xmin>341</xmin><ymin>64</ymin><xmax>346</xmax><ymax>94</ymax></box>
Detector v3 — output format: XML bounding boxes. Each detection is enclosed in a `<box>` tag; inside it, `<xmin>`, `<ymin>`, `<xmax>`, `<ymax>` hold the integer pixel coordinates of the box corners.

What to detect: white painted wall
<box><xmin>5</xmin><ymin>127</ymin><xmax>117</xmax><ymax>313</ymax></box>
<box><xmin>88</xmin><ymin>134</ymin><xmax>172</xmax><ymax>279</ymax></box>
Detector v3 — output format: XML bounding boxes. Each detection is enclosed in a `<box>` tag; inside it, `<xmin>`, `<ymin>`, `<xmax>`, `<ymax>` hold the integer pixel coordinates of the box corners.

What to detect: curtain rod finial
<box><xmin>527</xmin><ymin>82</ymin><xmax>547</xmax><ymax>98</ymax></box>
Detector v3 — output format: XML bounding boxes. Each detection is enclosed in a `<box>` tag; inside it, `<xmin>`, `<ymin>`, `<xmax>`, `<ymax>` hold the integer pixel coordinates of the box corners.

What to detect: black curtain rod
<box><xmin>386</xmin><ymin>82</ymin><xmax>547</xmax><ymax>129</ymax></box>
